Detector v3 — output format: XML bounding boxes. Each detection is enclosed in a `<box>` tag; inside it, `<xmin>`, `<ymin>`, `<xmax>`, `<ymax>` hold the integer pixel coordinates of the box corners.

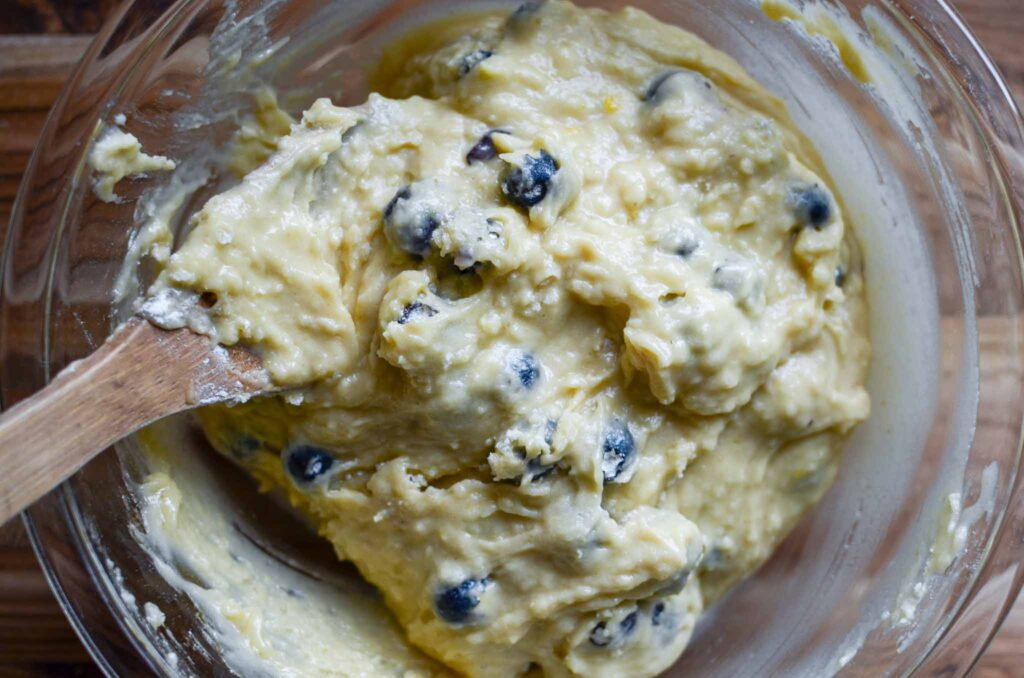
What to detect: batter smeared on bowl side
<box><xmin>145</xmin><ymin>2</ymin><xmax>870</xmax><ymax>675</ymax></box>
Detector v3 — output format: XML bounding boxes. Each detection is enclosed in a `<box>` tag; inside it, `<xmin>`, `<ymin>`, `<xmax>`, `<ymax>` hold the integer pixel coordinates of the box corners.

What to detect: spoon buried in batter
<box><xmin>0</xmin><ymin>316</ymin><xmax>274</xmax><ymax>525</ymax></box>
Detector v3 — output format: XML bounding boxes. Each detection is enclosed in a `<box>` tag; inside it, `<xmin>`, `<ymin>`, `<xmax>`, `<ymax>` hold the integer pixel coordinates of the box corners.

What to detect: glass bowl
<box><xmin>4</xmin><ymin>0</ymin><xmax>1023</xmax><ymax>675</ymax></box>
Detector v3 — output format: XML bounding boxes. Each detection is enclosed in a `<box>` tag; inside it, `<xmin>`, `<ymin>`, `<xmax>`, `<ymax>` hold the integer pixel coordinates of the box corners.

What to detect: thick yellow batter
<box><xmin>145</xmin><ymin>2</ymin><xmax>870</xmax><ymax>675</ymax></box>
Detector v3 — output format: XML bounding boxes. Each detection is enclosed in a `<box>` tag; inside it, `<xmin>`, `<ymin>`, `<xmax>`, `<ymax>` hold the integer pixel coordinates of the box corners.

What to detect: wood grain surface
<box><xmin>0</xmin><ymin>1</ymin><xmax>1022</xmax><ymax>675</ymax></box>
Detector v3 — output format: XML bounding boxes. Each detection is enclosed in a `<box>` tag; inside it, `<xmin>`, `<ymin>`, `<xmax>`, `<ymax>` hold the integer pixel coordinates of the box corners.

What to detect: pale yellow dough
<box><xmin>146</xmin><ymin>2</ymin><xmax>870</xmax><ymax>676</ymax></box>
<box><xmin>89</xmin><ymin>126</ymin><xmax>176</xmax><ymax>203</ymax></box>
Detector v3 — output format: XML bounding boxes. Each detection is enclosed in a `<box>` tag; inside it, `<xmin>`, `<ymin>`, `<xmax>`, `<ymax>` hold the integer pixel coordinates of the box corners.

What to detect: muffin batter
<box><xmin>89</xmin><ymin>124</ymin><xmax>176</xmax><ymax>203</ymax></box>
<box><xmin>145</xmin><ymin>1</ymin><xmax>870</xmax><ymax>675</ymax></box>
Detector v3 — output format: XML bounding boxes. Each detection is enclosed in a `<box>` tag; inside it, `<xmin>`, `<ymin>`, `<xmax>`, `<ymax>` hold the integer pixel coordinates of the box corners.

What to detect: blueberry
<box><xmin>383</xmin><ymin>186</ymin><xmax>410</xmax><ymax>219</ymax></box>
<box><xmin>589</xmin><ymin>621</ymin><xmax>613</xmax><ymax>647</ymax></box>
<box><xmin>486</xmin><ymin>217</ymin><xmax>504</xmax><ymax>238</ymax></box>
<box><xmin>676</xmin><ymin>237</ymin><xmax>699</xmax><ymax>258</ymax></box>
<box><xmin>651</xmin><ymin>602</ymin><xmax>666</xmax><ymax>626</ymax></box>
<box><xmin>509</xmin><ymin>351</ymin><xmax>541</xmax><ymax>389</ymax></box>
<box><xmin>644</xmin><ymin>71</ymin><xmax>680</xmax><ymax>103</ymax></box>
<box><xmin>601</xmin><ymin>419</ymin><xmax>635</xmax><ymax>483</ymax></box>
<box><xmin>285</xmin><ymin>445</ymin><xmax>335</xmax><ymax>484</ymax></box>
<box><xmin>524</xmin><ymin>456</ymin><xmax>556</xmax><ymax>482</ymax></box>
<box><xmin>543</xmin><ymin>418</ymin><xmax>558</xmax><ymax>445</ymax></box>
<box><xmin>509</xmin><ymin>0</ymin><xmax>544</xmax><ymax>24</ymax></box>
<box><xmin>835</xmin><ymin>266</ymin><xmax>847</xmax><ymax>288</ymax></box>
<box><xmin>589</xmin><ymin>611</ymin><xmax>639</xmax><ymax>648</ymax></box>
<box><xmin>620</xmin><ymin>611</ymin><xmax>638</xmax><ymax>635</ymax></box>
<box><xmin>500</xmin><ymin>150</ymin><xmax>559</xmax><ymax>209</ymax></box>
<box><xmin>466</xmin><ymin>130</ymin><xmax>508</xmax><ymax>164</ymax></box>
<box><xmin>383</xmin><ymin>184</ymin><xmax>443</xmax><ymax>257</ymax></box>
<box><xmin>791</xmin><ymin>184</ymin><xmax>832</xmax><ymax>229</ymax></box>
<box><xmin>510</xmin><ymin>419</ymin><xmax>558</xmax><ymax>484</ymax></box>
<box><xmin>662</xmin><ymin>227</ymin><xmax>701</xmax><ymax>259</ymax></box>
<box><xmin>398</xmin><ymin>301</ymin><xmax>438</xmax><ymax>325</ymax></box>
<box><xmin>644</xmin><ymin>70</ymin><xmax>712</xmax><ymax>105</ymax></box>
<box><xmin>434</xmin><ymin>577</ymin><xmax>488</xmax><ymax>624</ymax></box>
<box><xmin>459</xmin><ymin>49</ymin><xmax>493</xmax><ymax>76</ymax></box>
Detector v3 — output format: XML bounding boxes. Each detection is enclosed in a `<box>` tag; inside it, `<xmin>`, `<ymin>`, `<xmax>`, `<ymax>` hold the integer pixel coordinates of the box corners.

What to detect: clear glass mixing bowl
<box><xmin>4</xmin><ymin>0</ymin><xmax>1023</xmax><ymax>675</ymax></box>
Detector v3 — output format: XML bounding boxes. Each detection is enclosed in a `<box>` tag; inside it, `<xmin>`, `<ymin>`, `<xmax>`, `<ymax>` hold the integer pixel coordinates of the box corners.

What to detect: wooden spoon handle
<box><xmin>0</xmin><ymin>317</ymin><xmax>270</xmax><ymax>526</ymax></box>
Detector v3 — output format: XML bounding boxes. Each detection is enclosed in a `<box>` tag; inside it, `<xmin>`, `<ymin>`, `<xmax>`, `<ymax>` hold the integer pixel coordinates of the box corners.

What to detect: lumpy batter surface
<box><xmin>145</xmin><ymin>2</ymin><xmax>870</xmax><ymax>675</ymax></box>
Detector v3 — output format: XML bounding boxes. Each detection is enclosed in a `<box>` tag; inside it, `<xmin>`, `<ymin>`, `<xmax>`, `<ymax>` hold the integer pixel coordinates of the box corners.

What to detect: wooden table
<box><xmin>0</xmin><ymin>1</ymin><xmax>1022</xmax><ymax>675</ymax></box>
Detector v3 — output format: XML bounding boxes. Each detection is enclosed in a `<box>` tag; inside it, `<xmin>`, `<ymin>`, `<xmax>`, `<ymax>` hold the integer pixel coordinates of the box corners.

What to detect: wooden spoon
<box><xmin>0</xmin><ymin>316</ymin><xmax>273</xmax><ymax>525</ymax></box>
